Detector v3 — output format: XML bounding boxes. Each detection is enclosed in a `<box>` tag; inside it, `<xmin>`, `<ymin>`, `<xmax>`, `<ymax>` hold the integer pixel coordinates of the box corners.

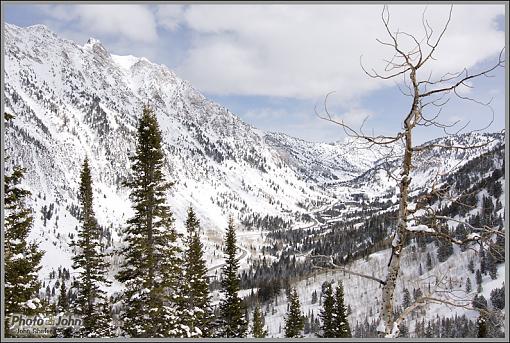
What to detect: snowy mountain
<box><xmin>3</xmin><ymin>23</ymin><xmax>505</xmax><ymax>338</ymax></box>
<box><xmin>335</xmin><ymin>132</ymin><xmax>505</xmax><ymax>201</ymax></box>
<box><xmin>248</xmin><ymin>137</ymin><xmax>505</xmax><ymax>337</ymax></box>
<box><xmin>264</xmin><ymin>132</ymin><xmax>387</xmax><ymax>183</ymax></box>
<box><xmin>3</xmin><ymin>23</ymin><xmax>385</xmax><ymax>275</ymax></box>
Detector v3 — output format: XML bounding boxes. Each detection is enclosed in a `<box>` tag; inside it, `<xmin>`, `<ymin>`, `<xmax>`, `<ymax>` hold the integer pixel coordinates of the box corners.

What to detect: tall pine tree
<box><xmin>319</xmin><ymin>284</ymin><xmax>335</xmax><ymax>337</ymax></box>
<box><xmin>333</xmin><ymin>282</ymin><xmax>351</xmax><ymax>338</ymax></box>
<box><xmin>57</xmin><ymin>278</ymin><xmax>69</xmax><ymax>313</ymax></box>
<box><xmin>180</xmin><ymin>206</ymin><xmax>212</xmax><ymax>337</ymax></box>
<box><xmin>436</xmin><ymin>226</ymin><xmax>454</xmax><ymax>262</ymax></box>
<box><xmin>284</xmin><ymin>288</ymin><xmax>304</xmax><ymax>338</ymax></box>
<box><xmin>251</xmin><ymin>305</ymin><xmax>267</xmax><ymax>338</ymax></box>
<box><xmin>116</xmin><ymin>105</ymin><xmax>184</xmax><ymax>337</ymax></box>
<box><xmin>72</xmin><ymin>158</ymin><xmax>112</xmax><ymax>337</ymax></box>
<box><xmin>4</xmin><ymin>113</ymin><xmax>44</xmax><ymax>337</ymax></box>
<box><xmin>217</xmin><ymin>216</ymin><xmax>248</xmax><ymax>337</ymax></box>
<box><xmin>402</xmin><ymin>288</ymin><xmax>411</xmax><ymax>309</ymax></box>
<box><xmin>486</xmin><ymin>251</ymin><xmax>497</xmax><ymax>280</ymax></box>
<box><xmin>54</xmin><ymin>278</ymin><xmax>72</xmax><ymax>338</ymax></box>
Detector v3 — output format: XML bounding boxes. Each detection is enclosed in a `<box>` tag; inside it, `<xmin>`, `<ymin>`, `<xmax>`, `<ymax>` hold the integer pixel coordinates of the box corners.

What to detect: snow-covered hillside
<box><xmin>333</xmin><ymin>132</ymin><xmax>504</xmax><ymax>202</ymax></box>
<box><xmin>4</xmin><ymin>23</ymin><xmax>382</xmax><ymax>277</ymax></box>
<box><xmin>3</xmin><ymin>23</ymin><xmax>505</xmax><ymax>338</ymax></box>
<box><xmin>261</xmin><ymin>243</ymin><xmax>505</xmax><ymax>338</ymax></box>
<box><xmin>264</xmin><ymin>132</ymin><xmax>393</xmax><ymax>184</ymax></box>
<box><xmin>252</xmin><ymin>138</ymin><xmax>506</xmax><ymax>338</ymax></box>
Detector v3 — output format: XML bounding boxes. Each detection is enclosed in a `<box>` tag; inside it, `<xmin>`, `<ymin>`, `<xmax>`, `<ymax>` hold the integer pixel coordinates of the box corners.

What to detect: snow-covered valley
<box><xmin>3</xmin><ymin>23</ymin><xmax>506</xmax><ymax>338</ymax></box>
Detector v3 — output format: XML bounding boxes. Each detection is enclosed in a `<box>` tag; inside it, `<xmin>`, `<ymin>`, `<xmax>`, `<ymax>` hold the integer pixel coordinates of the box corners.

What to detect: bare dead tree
<box><xmin>311</xmin><ymin>5</ymin><xmax>505</xmax><ymax>337</ymax></box>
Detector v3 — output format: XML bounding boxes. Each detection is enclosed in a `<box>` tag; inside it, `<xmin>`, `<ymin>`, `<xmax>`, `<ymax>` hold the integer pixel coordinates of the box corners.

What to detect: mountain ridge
<box><xmin>3</xmin><ymin>22</ymin><xmax>504</xmax><ymax>283</ymax></box>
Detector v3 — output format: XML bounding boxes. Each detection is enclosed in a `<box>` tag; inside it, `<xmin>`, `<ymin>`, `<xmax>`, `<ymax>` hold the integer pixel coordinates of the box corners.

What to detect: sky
<box><xmin>3</xmin><ymin>3</ymin><xmax>506</xmax><ymax>144</ymax></box>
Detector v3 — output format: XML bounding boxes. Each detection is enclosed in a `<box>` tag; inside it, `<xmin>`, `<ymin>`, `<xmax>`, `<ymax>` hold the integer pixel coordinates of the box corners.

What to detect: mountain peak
<box><xmin>84</xmin><ymin>37</ymin><xmax>110</xmax><ymax>59</ymax></box>
<box><xmin>111</xmin><ymin>54</ymin><xmax>140</xmax><ymax>71</ymax></box>
<box><xmin>26</xmin><ymin>23</ymin><xmax>52</xmax><ymax>32</ymax></box>
<box><xmin>6</xmin><ymin>23</ymin><xmax>56</xmax><ymax>39</ymax></box>
<box><xmin>86</xmin><ymin>37</ymin><xmax>102</xmax><ymax>45</ymax></box>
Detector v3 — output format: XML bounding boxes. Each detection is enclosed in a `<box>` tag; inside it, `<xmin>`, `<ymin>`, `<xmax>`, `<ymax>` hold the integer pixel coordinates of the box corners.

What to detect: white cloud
<box><xmin>172</xmin><ymin>4</ymin><xmax>504</xmax><ymax>101</ymax></box>
<box><xmin>330</xmin><ymin>107</ymin><xmax>375</xmax><ymax>130</ymax></box>
<box><xmin>30</xmin><ymin>3</ymin><xmax>505</xmax><ymax>103</ymax></box>
<box><xmin>7</xmin><ymin>3</ymin><xmax>504</xmax><ymax>143</ymax></box>
<box><xmin>42</xmin><ymin>4</ymin><xmax>158</xmax><ymax>43</ymax></box>
<box><xmin>280</xmin><ymin>114</ymin><xmax>360</xmax><ymax>143</ymax></box>
<box><xmin>244</xmin><ymin>107</ymin><xmax>292</xmax><ymax>120</ymax></box>
<box><xmin>156</xmin><ymin>5</ymin><xmax>186</xmax><ymax>31</ymax></box>
<box><xmin>239</xmin><ymin>104</ymin><xmax>376</xmax><ymax>143</ymax></box>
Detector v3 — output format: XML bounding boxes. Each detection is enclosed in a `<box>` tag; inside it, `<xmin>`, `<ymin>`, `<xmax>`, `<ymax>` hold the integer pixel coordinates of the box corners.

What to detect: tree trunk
<box><xmin>380</xmin><ymin>69</ymin><xmax>419</xmax><ymax>336</ymax></box>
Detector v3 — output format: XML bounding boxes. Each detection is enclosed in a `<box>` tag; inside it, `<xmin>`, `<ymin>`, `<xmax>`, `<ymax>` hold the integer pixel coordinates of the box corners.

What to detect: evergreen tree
<box><xmin>476</xmin><ymin>315</ymin><xmax>487</xmax><ymax>338</ymax></box>
<box><xmin>465</xmin><ymin>277</ymin><xmax>472</xmax><ymax>293</ymax></box>
<box><xmin>424</xmin><ymin>321</ymin><xmax>433</xmax><ymax>338</ymax></box>
<box><xmin>485</xmin><ymin>309</ymin><xmax>505</xmax><ymax>338</ymax></box>
<box><xmin>303</xmin><ymin>315</ymin><xmax>311</xmax><ymax>335</ymax></box>
<box><xmin>333</xmin><ymin>282</ymin><xmax>351</xmax><ymax>337</ymax></box>
<box><xmin>492</xmin><ymin>180</ymin><xmax>503</xmax><ymax>198</ymax></box>
<box><xmin>116</xmin><ymin>105</ymin><xmax>184</xmax><ymax>337</ymax></box>
<box><xmin>490</xmin><ymin>234</ymin><xmax>505</xmax><ymax>263</ymax></box>
<box><xmin>475</xmin><ymin>269</ymin><xmax>483</xmax><ymax>293</ymax></box>
<box><xmin>468</xmin><ymin>259</ymin><xmax>475</xmax><ymax>273</ymax></box>
<box><xmin>72</xmin><ymin>158</ymin><xmax>112</xmax><ymax>337</ymax></box>
<box><xmin>479</xmin><ymin>246</ymin><xmax>487</xmax><ymax>275</ymax></box>
<box><xmin>472</xmin><ymin>294</ymin><xmax>487</xmax><ymax>310</ymax></box>
<box><xmin>436</xmin><ymin>229</ymin><xmax>454</xmax><ymax>263</ymax></box>
<box><xmin>490</xmin><ymin>285</ymin><xmax>504</xmax><ymax>310</ymax></box>
<box><xmin>54</xmin><ymin>279</ymin><xmax>73</xmax><ymax>338</ymax></box>
<box><xmin>402</xmin><ymin>288</ymin><xmax>411</xmax><ymax>309</ymax></box>
<box><xmin>217</xmin><ymin>216</ymin><xmax>248</xmax><ymax>337</ymax></box>
<box><xmin>251</xmin><ymin>305</ymin><xmax>267</xmax><ymax>338</ymax></box>
<box><xmin>319</xmin><ymin>284</ymin><xmax>335</xmax><ymax>337</ymax></box>
<box><xmin>414</xmin><ymin>318</ymin><xmax>424</xmax><ymax>337</ymax></box>
<box><xmin>426</xmin><ymin>252</ymin><xmax>433</xmax><ymax>271</ymax></box>
<box><xmin>97</xmin><ymin>298</ymin><xmax>118</xmax><ymax>337</ymax></box>
<box><xmin>4</xmin><ymin>125</ymin><xmax>44</xmax><ymax>336</ymax></box>
<box><xmin>284</xmin><ymin>288</ymin><xmax>304</xmax><ymax>338</ymax></box>
<box><xmin>311</xmin><ymin>290</ymin><xmax>318</xmax><ymax>304</ymax></box>
<box><xmin>57</xmin><ymin>278</ymin><xmax>69</xmax><ymax>313</ymax></box>
<box><xmin>417</xmin><ymin>236</ymin><xmax>427</xmax><ymax>252</ymax></box>
<box><xmin>180</xmin><ymin>207</ymin><xmax>212</xmax><ymax>337</ymax></box>
<box><xmin>398</xmin><ymin>321</ymin><xmax>409</xmax><ymax>338</ymax></box>
<box><xmin>486</xmin><ymin>252</ymin><xmax>497</xmax><ymax>280</ymax></box>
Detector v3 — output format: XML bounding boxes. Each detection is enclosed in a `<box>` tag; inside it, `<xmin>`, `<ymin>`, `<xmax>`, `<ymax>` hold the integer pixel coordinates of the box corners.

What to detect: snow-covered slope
<box><xmin>3</xmin><ymin>23</ymin><xmax>505</xmax><ymax>337</ymax></box>
<box><xmin>333</xmin><ymin>132</ymin><xmax>504</xmax><ymax>202</ymax></box>
<box><xmin>264</xmin><ymin>132</ymin><xmax>389</xmax><ymax>183</ymax></box>
<box><xmin>261</xmin><ymin>244</ymin><xmax>506</xmax><ymax>338</ymax></box>
<box><xmin>3</xmin><ymin>23</ymin><xmax>383</xmax><ymax>277</ymax></box>
<box><xmin>256</xmin><ymin>140</ymin><xmax>506</xmax><ymax>337</ymax></box>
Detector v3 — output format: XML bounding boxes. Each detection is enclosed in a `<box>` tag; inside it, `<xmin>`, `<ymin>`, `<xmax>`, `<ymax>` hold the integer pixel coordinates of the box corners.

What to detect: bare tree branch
<box><xmin>309</xmin><ymin>254</ymin><xmax>387</xmax><ymax>285</ymax></box>
<box><xmin>419</xmin><ymin>48</ymin><xmax>505</xmax><ymax>98</ymax></box>
<box><xmin>314</xmin><ymin>4</ymin><xmax>505</xmax><ymax>337</ymax></box>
